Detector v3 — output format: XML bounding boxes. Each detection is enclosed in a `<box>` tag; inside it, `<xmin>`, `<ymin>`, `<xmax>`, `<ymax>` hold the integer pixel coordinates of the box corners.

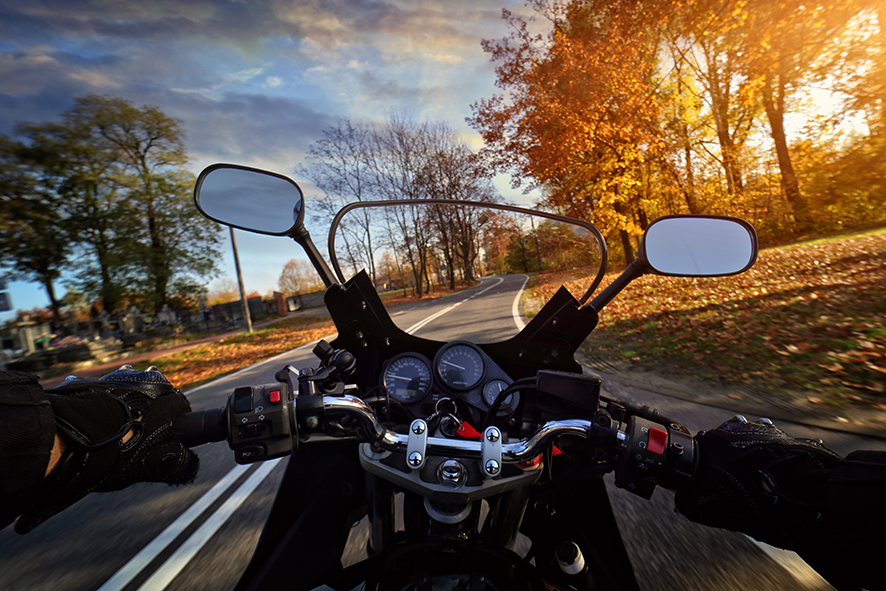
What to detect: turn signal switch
<box><xmin>228</xmin><ymin>383</ymin><xmax>296</xmax><ymax>464</ymax></box>
<box><xmin>614</xmin><ymin>416</ymin><xmax>697</xmax><ymax>499</ymax></box>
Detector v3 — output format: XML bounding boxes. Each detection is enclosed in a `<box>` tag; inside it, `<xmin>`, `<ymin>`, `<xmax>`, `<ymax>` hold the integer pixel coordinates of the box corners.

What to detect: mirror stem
<box><xmin>585</xmin><ymin>259</ymin><xmax>645</xmax><ymax>313</ymax></box>
<box><xmin>291</xmin><ymin>227</ymin><xmax>339</xmax><ymax>287</ymax></box>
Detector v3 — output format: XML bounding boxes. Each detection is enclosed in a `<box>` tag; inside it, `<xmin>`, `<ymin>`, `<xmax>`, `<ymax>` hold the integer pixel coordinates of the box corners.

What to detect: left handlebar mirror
<box><xmin>194</xmin><ymin>163</ymin><xmax>306</xmax><ymax>237</ymax></box>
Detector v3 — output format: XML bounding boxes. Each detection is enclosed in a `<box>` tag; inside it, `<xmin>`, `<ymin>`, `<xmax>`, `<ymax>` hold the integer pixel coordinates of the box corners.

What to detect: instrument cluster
<box><xmin>379</xmin><ymin>340</ymin><xmax>519</xmax><ymax>421</ymax></box>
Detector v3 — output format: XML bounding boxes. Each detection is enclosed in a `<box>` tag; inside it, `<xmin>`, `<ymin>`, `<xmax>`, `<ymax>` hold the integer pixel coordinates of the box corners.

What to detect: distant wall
<box><xmin>285</xmin><ymin>290</ymin><xmax>325</xmax><ymax>311</ymax></box>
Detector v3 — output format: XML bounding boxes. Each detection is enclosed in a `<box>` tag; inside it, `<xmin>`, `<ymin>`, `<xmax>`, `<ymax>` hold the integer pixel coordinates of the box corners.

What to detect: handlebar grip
<box><xmin>171</xmin><ymin>407</ymin><xmax>228</xmax><ymax>447</ymax></box>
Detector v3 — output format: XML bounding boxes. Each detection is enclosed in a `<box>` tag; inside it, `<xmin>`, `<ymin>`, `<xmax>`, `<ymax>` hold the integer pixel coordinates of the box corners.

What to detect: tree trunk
<box><xmin>878</xmin><ymin>5</ymin><xmax>886</xmax><ymax>132</ymax></box>
<box><xmin>40</xmin><ymin>272</ymin><xmax>62</xmax><ymax>324</ymax></box>
<box><xmin>618</xmin><ymin>230</ymin><xmax>634</xmax><ymax>267</ymax></box>
<box><xmin>613</xmin><ymin>199</ymin><xmax>635</xmax><ymax>265</ymax></box>
<box><xmin>761</xmin><ymin>72</ymin><xmax>807</xmax><ymax>230</ymax></box>
<box><xmin>682</xmin><ymin>130</ymin><xmax>703</xmax><ymax>214</ymax></box>
<box><xmin>711</xmin><ymin>106</ymin><xmax>744</xmax><ymax>197</ymax></box>
<box><xmin>445</xmin><ymin>252</ymin><xmax>455</xmax><ymax>289</ymax></box>
<box><xmin>700</xmin><ymin>41</ymin><xmax>745</xmax><ymax>197</ymax></box>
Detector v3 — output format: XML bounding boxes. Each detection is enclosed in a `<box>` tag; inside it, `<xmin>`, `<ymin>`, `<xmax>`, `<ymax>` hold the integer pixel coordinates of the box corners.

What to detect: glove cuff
<box><xmin>14</xmin><ymin>442</ymin><xmax>118</xmax><ymax>534</ymax></box>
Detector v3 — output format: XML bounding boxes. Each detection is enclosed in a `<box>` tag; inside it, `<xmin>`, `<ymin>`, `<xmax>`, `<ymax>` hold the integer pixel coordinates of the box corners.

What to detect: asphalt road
<box><xmin>1</xmin><ymin>273</ymin><xmax>879</xmax><ymax>591</ymax></box>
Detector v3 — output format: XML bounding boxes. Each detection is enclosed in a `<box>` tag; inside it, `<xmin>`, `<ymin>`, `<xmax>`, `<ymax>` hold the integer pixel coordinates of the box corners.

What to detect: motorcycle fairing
<box><xmin>326</xmin><ymin>271</ymin><xmax>599</xmax><ymax>383</ymax></box>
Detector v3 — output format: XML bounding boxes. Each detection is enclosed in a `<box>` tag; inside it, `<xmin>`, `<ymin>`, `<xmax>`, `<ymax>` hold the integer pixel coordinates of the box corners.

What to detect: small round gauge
<box><xmin>436</xmin><ymin>343</ymin><xmax>485</xmax><ymax>390</ymax></box>
<box><xmin>382</xmin><ymin>354</ymin><xmax>432</xmax><ymax>403</ymax></box>
<box><xmin>483</xmin><ymin>380</ymin><xmax>516</xmax><ymax>408</ymax></box>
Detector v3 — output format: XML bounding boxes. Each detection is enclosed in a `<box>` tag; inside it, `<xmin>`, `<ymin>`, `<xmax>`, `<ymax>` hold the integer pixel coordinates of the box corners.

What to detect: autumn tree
<box><xmin>729</xmin><ymin>0</ymin><xmax>867</xmax><ymax>231</ymax></box>
<box><xmin>206</xmin><ymin>277</ymin><xmax>239</xmax><ymax>305</ymax></box>
<box><xmin>278</xmin><ymin>258</ymin><xmax>322</xmax><ymax>295</ymax></box>
<box><xmin>470</xmin><ymin>0</ymin><xmax>673</xmax><ymax>263</ymax></box>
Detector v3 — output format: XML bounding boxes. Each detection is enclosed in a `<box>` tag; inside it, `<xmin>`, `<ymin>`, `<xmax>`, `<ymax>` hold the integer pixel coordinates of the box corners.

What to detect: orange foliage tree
<box><xmin>470</xmin><ymin>1</ymin><xmax>682</xmax><ymax>263</ymax></box>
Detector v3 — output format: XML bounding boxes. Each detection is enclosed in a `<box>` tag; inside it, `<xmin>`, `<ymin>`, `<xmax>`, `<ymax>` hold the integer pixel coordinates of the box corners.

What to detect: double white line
<box><xmin>98</xmin><ymin>460</ymin><xmax>280</xmax><ymax>591</ymax></box>
<box><xmin>98</xmin><ymin>274</ymin><xmax>529</xmax><ymax>590</ymax></box>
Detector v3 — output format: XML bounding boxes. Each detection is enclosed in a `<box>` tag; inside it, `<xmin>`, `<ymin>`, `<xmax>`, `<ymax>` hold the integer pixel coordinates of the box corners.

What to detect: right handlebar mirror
<box><xmin>638</xmin><ymin>215</ymin><xmax>758</xmax><ymax>277</ymax></box>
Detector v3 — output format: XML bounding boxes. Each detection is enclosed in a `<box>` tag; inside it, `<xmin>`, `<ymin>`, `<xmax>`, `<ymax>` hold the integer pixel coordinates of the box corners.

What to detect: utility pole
<box><xmin>230</xmin><ymin>227</ymin><xmax>253</xmax><ymax>333</ymax></box>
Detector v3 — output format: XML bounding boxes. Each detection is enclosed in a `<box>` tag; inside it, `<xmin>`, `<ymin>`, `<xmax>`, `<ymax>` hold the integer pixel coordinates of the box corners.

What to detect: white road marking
<box><xmin>96</xmin><ymin>463</ymin><xmax>250</xmax><ymax>591</ymax></box>
<box><xmin>752</xmin><ymin>541</ymin><xmax>833</xmax><ymax>588</ymax></box>
<box><xmin>100</xmin><ymin>278</ymin><xmax>518</xmax><ymax>590</ymax></box>
<box><xmin>135</xmin><ymin>459</ymin><xmax>283</xmax><ymax>591</ymax></box>
<box><xmin>98</xmin><ymin>339</ymin><xmax>328</xmax><ymax>591</ymax></box>
<box><xmin>511</xmin><ymin>274</ymin><xmax>529</xmax><ymax>331</ymax></box>
<box><xmin>404</xmin><ymin>277</ymin><xmax>505</xmax><ymax>335</ymax></box>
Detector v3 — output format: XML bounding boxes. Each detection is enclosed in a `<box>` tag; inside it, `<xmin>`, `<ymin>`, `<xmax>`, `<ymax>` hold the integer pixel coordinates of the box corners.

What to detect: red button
<box><xmin>647</xmin><ymin>428</ymin><xmax>667</xmax><ymax>455</ymax></box>
<box><xmin>269</xmin><ymin>390</ymin><xmax>281</xmax><ymax>404</ymax></box>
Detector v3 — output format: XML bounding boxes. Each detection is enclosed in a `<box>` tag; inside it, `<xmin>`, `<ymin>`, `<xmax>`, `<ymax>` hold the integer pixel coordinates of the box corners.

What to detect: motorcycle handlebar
<box><xmin>171</xmin><ymin>406</ymin><xmax>228</xmax><ymax>447</ymax></box>
<box><xmin>170</xmin><ymin>394</ymin><xmax>596</xmax><ymax>464</ymax></box>
<box><xmin>319</xmin><ymin>395</ymin><xmax>595</xmax><ymax>464</ymax></box>
<box><xmin>171</xmin><ymin>391</ymin><xmax>697</xmax><ymax>498</ymax></box>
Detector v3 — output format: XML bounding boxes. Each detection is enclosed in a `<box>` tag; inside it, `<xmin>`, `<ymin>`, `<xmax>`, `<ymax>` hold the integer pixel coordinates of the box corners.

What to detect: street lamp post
<box><xmin>229</xmin><ymin>227</ymin><xmax>253</xmax><ymax>333</ymax></box>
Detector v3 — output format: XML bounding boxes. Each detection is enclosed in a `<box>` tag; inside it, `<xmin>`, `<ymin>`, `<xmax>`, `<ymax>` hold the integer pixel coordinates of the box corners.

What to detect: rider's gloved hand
<box><xmin>674</xmin><ymin>416</ymin><xmax>841</xmax><ymax>553</ymax></box>
<box><xmin>14</xmin><ymin>366</ymin><xmax>199</xmax><ymax>534</ymax></box>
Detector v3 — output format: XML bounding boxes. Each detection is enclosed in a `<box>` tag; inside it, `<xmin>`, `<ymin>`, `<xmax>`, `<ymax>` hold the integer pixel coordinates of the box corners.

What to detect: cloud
<box><xmin>165</xmin><ymin>90</ymin><xmax>335</xmax><ymax>173</ymax></box>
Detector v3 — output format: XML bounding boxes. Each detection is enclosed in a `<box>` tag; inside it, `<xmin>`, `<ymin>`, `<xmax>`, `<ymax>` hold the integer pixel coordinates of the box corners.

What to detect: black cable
<box><xmin>483</xmin><ymin>377</ymin><xmax>537</xmax><ymax>431</ymax></box>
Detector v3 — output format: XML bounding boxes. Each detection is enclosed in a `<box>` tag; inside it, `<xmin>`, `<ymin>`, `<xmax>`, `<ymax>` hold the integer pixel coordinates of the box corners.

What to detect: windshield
<box><xmin>327</xmin><ymin>200</ymin><xmax>606</xmax><ymax>343</ymax></box>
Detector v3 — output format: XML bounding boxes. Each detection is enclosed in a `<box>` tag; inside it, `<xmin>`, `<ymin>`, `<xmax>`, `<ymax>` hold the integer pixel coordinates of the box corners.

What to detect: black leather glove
<box><xmin>674</xmin><ymin>415</ymin><xmax>842</xmax><ymax>553</ymax></box>
<box><xmin>15</xmin><ymin>365</ymin><xmax>199</xmax><ymax>534</ymax></box>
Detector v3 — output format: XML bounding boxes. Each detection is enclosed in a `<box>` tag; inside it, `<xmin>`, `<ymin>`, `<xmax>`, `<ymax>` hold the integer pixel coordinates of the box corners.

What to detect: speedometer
<box><xmin>382</xmin><ymin>354</ymin><xmax>432</xmax><ymax>403</ymax></box>
<box><xmin>436</xmin><ymin>342</ymin><xmax>485</xmax><ymax>391</ymax></box>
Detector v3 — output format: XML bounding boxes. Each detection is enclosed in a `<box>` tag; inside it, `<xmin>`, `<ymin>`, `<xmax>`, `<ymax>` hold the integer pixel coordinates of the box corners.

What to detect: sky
<box><xmin>0</xmin><ymin>0</ymin><xmax>540</xmax><ymax>322</ymax></box>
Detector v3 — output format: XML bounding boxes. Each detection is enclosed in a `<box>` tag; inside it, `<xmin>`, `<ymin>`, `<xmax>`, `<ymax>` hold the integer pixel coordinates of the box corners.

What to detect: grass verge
<box><xmin>147</xmin><ymin>315</ymin><xmax>335</xmax><ymax>391</ymax></box>
<box><xmin>527</xmin><ymin>228</ymin><xmax>886</xmax><ymax>410</ymax></box>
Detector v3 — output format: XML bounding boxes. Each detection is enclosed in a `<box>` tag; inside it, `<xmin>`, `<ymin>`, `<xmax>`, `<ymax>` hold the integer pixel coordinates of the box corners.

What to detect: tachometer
<box><xmin>382</xmin><ymin>354</ymin><xmax>432</xmax><ymax>403</ymax></box>
<box><xmin>483</xmin><ymin>380</ymin><xmax>515</xmax><ymax>407</ymax></box>
<box><xmin>436</xmin><ymin>342</ymin><xmax>485</xmax><ymax>391</ymax></box>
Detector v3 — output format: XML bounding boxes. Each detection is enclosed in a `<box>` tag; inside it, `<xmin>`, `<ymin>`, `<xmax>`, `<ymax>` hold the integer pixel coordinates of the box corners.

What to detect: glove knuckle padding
<box><xmin>14</xmin><ymin>368</ymin><xmax>199</xmax><ymax>534</ymax></box>
<box><xmin>674</xmin><ymin>418</ymin><xmax>842</xmax><ymax>552</ymax></box>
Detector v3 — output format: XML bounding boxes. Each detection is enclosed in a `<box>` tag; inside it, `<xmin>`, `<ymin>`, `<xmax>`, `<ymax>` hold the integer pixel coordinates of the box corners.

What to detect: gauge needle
<box><xmin>442</xmin><ymin>360</ymin><xmax>465</xmax><ymax>370</ymax></box>
<box><xmin>389</xmin><ymin>375</ymin><xmax>415</xmax><ymax>381</ymax></box>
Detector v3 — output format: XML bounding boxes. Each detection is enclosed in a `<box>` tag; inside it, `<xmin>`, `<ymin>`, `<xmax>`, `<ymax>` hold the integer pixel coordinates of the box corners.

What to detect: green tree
<box><xmin>0</xmin><ymin>135</ymin><xmax>73</xmax><ymax>322</ymax></box>
<box><xmin>14</xmin><ymin>117</ymin><xmax>135</xmax><ymax>313</ymax></box>
<box><xmin>66</xmin><ymin>95</ymin><xmax>221</xmax><ymax>312</ymax></box>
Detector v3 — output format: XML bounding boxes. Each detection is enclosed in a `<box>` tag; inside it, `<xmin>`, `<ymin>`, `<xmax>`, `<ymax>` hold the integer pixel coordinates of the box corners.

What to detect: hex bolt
<box><xmin>408</xmin><ymin>452</ymin><xmax>423</xmax><ymax>467</ymax></box>
<box><xmin>485</xmin><ymin>459</ymin><xmax>500</xmax><ymax>475</ymax></box>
